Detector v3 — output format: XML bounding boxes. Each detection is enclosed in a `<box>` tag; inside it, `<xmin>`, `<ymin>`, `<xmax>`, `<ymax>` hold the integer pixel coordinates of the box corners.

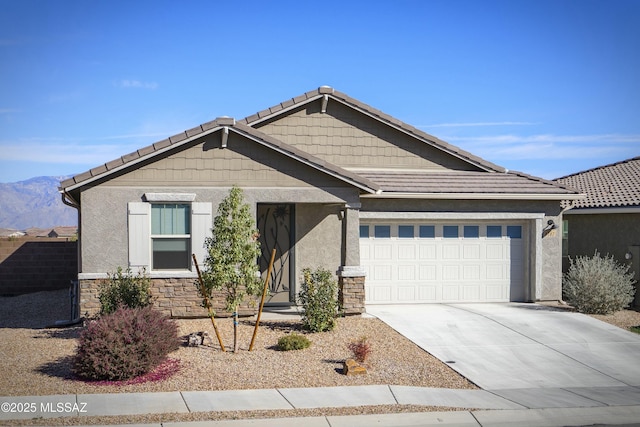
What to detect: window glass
<box><xmin>153</xmin><ymin>238</ymin><xmax>190</xmax><ymax>269</ymax></box>
<box><xmin>399</xmin><ymin>225</ymin><xmax>414</xmax><ymax>238</ymax></box>
<box><xmin>507</xmin><ymin>225</ymin><xmax>522</xmax><ymax>239</ymax></box>
<box><xmin>359</xmin><ymin>225</ymin><xmax>369</xmax><ymax>238</ymax></box>
<box><xmin>419</xmin><ymin>225</ymin><xmax>435</xmax><ymax>238</ymax></box>
<box><xmin>151</xmin><ymin>204</ymin><xmax>191</xmax><ymax>269</ymax></box>
<box><xmin>464</xmin><ymin>225</ymin><xmax>479</xmax><ymax>238</ymax></box>
<box><xmin>487</xmin><ymin>226</ymin><xmax>502</xmax><ymax>238</ymax></box>
<box><xmin>443</xmin><ymin>225</ymin><xmax>458</xmax><ymax>238</ymax></box>
<box><xmin>374</xmin><ymin>225</ymin><xmax>391</xmax><ymax>238</ymax></box>
<box><xmin>152</xmin><ymin>204</ymin><xmax>190</xmax><ymax>235</ymax></box>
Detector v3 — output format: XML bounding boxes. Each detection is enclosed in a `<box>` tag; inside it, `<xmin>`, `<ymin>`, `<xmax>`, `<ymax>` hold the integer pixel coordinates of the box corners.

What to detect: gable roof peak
<box><xmin>215</xmin><ymin>116</ymin><xmax>235</xmax><ymax>126</ymax></box>
<box><xmin>318</xmin><ymin>85</ymin><xmax>334</xmax><ymax>94</ymax></box>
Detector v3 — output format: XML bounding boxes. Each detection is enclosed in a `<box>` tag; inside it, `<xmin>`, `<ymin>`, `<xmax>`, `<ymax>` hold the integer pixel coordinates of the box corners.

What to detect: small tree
<box><xmin>201</xmin><ymin>186</ymin><xmax>262</xmax><ymax>352</ymax></box>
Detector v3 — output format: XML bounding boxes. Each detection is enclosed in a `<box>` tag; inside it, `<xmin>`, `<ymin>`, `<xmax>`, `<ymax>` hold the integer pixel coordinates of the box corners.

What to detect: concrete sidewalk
<box><xmin>3</xmin><ymin>385</ymin><xmax>640</xmax><ymax>425</ymax></box>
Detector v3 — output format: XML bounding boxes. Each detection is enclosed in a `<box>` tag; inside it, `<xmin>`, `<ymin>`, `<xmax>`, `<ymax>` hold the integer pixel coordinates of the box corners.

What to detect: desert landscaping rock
<box><xmin>2</xmin><ymin>289</ymin><xmax>639</xmax><ymax>426</ymax></box>
<box><xmin>0</xmin><ymin>290</ymin><xmax>475</xmax><ymax>398</ymax></box>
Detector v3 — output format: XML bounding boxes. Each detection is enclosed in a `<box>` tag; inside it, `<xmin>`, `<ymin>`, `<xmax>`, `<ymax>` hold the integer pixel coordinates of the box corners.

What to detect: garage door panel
<box><xmin>398</xmin><ymin>245</ymin><xmax>416</xmax><ymax>259</ymax></box>
<box><xmin>418</xmin><ymin>285</ymin><xmax>438</xmax><ymax>301</ymax></box>
<box><xmin>442</xmin><ymin>264</ymin><xmax>460</xmax><ymax>280</ymax></box>
<box><xmin>374</xmin><ymin>244</ymin><xmax>392</xmax><ymax>260</ymax></box>
<box><xmin>443</xmin><ymin>285</ymin><xmax>459</xmax><ymax>300</ymax></box>
<box><xmin>463</xmin><ymin>244</ymin><xmax>481</xmax><ymax>259</ymax></box>
<box><xmin>360</xmin><ymin>244</ymin><xmax>371</xmax><ymax>260</ymax></box>
<box><xmin>419</xmin><ymin>244</ymin><xmax>437</xmax><ymax>259</ymax></box>
<box><xmin>462</xmin><ymin>284</ymin><xmax>481</xmax><ymax>301</ymax></box>
<box><xmin>362</xmin><ymin>222</ymin><xmax>525</xmax><ymax>304</ymax></box>
<box><xmin>486</xmin><ymin>264</ymin><xmax>506</xmax><ymax>280</ymax></box>
<box><xmin>398</xmin><ymin>264</ymin><xmax>416</xmax><ymax>280</ymax></box>
<box><xmin>419</xmin><ymin>264</ymin><xmax>437</xmax><ymax>280</ymax></box>
<box><xmin>442</xmin><ymin>245</ymin><xmax>460</xmax><ymax>259</ymax></box>
<box><xmin>372</xmin><ymin>286</ymin><xmax>392</xmax><ymax>302</ymax></box>
<box><xmin>463</xmin><ymin>265</ymin><xmax>481</xmax><ymax>280</ymax></box>
<box><xmin>486</xmin><ymin>243</ymin><xmax>504</xmax><ymax>259</ymax></box>
<box><xmin>398</xmin><ymin>286</ymin><xmax>415</xmax><ymax>301</ymax></box>
<box><xmin>486</xmin><ymin>284</ymin><xmax>506</xmax><ymax>300</ymax></box>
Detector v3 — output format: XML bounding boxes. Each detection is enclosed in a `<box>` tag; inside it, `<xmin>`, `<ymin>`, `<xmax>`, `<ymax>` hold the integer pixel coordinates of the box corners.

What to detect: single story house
<box><xmin>60</xmin><ymin>87</ymin><xmax>582</xmax><ymax>317</ymax></box>
<box><xmin>554</xmin><ymin>157</ymin><xmax>640</xmax><ymax>304</ymax></box>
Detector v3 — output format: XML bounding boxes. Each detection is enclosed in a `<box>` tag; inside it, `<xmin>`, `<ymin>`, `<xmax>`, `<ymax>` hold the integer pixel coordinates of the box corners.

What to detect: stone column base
<box><xmin>338</xmin><ymin>266</ymin><xmax>366</xmax><ymax>316</ymax></box>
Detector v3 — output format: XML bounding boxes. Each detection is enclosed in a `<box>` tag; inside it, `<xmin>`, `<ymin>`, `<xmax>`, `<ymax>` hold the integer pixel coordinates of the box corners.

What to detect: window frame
<box><xmin>150</xmin><ymin>203</ymin><xmax>192</xmax><ymax>271</ymax></box>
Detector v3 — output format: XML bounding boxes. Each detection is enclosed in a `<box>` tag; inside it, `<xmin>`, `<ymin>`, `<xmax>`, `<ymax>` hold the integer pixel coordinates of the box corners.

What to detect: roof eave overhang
<box><xmin>60</xmin><ymin>124</ymin><xmax>227</xmax><ymax>193</ymax></box>
<box><xmin>246</xmin><ymin>93</ymin><xmax>499</xmax><ymax>174</ymax></box>
<box><xmin>361</xmin><ymin>192</ymin><xmax>586</xmax><ymax>200</ymax></box>
<box><xmin>564</xmin><ymin>206</ymin><xmax>640</xmax><ymax>215</ymax></box>
<box><xmin>60</xmin><ymin>123</ymin><xmax>380</xmax><ymax>195</ymax></box>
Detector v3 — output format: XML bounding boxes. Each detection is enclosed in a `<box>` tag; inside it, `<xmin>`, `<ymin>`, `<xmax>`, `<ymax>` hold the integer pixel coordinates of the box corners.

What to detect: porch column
<box><xmin>339</xmin><ymin>204</ymin><xmax>366</xmax><ymax>315</ymax></box>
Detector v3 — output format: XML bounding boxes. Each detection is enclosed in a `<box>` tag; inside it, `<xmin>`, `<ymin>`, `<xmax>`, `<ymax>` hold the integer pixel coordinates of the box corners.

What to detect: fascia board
<box><xmin>564</xmin><ymin>206</ymin><xmax>640</xmax><ymax>215</ymax></box>
<box><xmin>360</xmin><ymin>192</ymin><xmax>586</xmax><ymax>200</ymax></box>
<box><xmin>61</xmin><ymin>125</ymin><xmax>226</xmax><ymax>192</ymax></box>
<box><xmin>359</xmin><ymin>211</ymin><xmax>546</xmax><ymax>220</ymax></box>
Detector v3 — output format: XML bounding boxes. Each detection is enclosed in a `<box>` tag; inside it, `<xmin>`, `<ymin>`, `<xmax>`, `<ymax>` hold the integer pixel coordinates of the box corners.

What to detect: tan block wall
<box><xmin>79</xmin><ymin>278</ymin><xmax>258</xmax><ymax>318</ymax></box>
<box><xmin>0</xmin><ymin>237</ymin><xmax>78</xmax><ymax>295</ymax></box>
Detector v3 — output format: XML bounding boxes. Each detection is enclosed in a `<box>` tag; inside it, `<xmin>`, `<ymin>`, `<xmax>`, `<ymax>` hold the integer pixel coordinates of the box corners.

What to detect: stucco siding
<box><xmin>565</xmin><ymin>213</ymin><xmax>640</xmax><ymax>270</ymax></box>
<box><xmin>256</xmin><ymin>101</ymin><xmax>481</xmax><ymax>171</ymax></box>
<box><xmin>295</xmin><ymin>203</ymin><xmax>344</xmax><ymax>285</ymax></box>
<box><xmin>79</xmin><ymin>186</ymin><xmax>359</xmax><ymax>274</ymax></box>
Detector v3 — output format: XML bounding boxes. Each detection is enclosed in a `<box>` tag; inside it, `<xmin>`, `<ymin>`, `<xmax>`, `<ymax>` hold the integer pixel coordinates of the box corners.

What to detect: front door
<box><xmin>257</xmin><ymin>204</ymin><xmax>295</xmax><ymax>305</ymax></box>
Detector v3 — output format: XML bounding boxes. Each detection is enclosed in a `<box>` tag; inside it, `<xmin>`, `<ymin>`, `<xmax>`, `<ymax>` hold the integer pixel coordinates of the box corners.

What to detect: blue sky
<box><xmin>1</xmin><ymin>0</ymin><xmax>639</xmax><ymax>183</ymax></box>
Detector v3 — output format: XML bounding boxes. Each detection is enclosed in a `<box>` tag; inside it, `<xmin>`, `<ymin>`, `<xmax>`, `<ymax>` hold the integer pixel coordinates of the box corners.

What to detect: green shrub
<box><xmin>563</xmin><ymin>251</ymin><xmax>636</xmax><ymax>315</ymax></box>
<box><xmin>277</xmin><ymin>333</ymin><xmax>311</xmax><ymax>351</ymax></box>
<box><xmin>348</xmin><ymin>336</ymin><xmax>372</xmax><ymax>363</ymax></box>
<box><xmin>73</xmin><ymin>306</ymin><xmax>180</xmax><ymax>381</ymax></box>
<box><xmin>297</xmin><ymin>267</ymin><xmax>340</xmax><ymax>332</ymax></box>
<box><xmin>99</xmin><ymin>267</ymin><xmax>153</xmax><ymax>315</ymax></box>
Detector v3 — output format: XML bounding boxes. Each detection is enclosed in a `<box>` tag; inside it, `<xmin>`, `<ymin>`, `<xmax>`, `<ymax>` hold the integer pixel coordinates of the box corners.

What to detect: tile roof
<box><xmin>358</xmin><ymin>170</ymin><xmax>578</xmax><ymax>198</ymax></box>
<box><xmin>554</xmin><ymin>156</ymin><xmax>640</xmax><ymax>208</ymax></box>
<box><xmin>59</xmin><ymin>86</ymin><xmax>580</xmax><ymax>200</ymax></box>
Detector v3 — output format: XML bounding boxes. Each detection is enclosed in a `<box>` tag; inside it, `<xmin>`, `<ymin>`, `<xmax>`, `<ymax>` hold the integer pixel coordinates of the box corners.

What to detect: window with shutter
<box><xmin>128</xmin><ymin>199</ymin><xmax>211</xmax><ymax>272</ymax></box>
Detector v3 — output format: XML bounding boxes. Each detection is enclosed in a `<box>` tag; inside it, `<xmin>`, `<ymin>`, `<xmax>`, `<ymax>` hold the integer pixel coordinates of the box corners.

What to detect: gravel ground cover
<box><xmin>2</xmin><ymin>290</ymin><xmax>639</xmax><ymax>426</ymax></box>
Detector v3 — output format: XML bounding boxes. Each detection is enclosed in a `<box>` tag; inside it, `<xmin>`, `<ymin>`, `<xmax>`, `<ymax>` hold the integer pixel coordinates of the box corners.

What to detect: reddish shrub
<box><xmin>74</xmin><ymin>306</ymin><xmax>180</xmax><ymax>381</ymax></box>
<box><xmin>348</xmin><ymin>336</ymin><xmax>372</xmax><ymax>363</ymax></box>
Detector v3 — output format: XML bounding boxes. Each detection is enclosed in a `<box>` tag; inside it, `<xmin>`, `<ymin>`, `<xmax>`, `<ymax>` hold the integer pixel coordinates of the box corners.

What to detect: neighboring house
<box><xmin>554</xmin><ymin>157</ymin><xmax>640</xmax><ymax>300</ymax></box>
<box><xmin>0</xmin><ymin>228</ymin><xmax>25</xmax><ymax>238</ymax></box>
<box><xmin>23</xmin><ymin>226</ymin><xmax>77</xmax><ymax>239</ymax></box>
<box><xmin>59</xmin><ymin>87</ymin><xmax>581</xmax><ymax>317</ymax></box>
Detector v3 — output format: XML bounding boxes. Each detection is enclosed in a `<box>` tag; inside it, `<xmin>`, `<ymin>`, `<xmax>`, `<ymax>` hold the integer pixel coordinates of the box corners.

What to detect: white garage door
<box><xmin>360</xmin><ymin>222</ymin><xmax>524</xmax><ymax>304</ymax></box>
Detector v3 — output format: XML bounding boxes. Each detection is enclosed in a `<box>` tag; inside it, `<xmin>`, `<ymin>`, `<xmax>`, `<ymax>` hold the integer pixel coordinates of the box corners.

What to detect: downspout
<box><xmin>57</xmin><ymin>189</ymin><xmax>82</xmax><ymax>326</ymax></box>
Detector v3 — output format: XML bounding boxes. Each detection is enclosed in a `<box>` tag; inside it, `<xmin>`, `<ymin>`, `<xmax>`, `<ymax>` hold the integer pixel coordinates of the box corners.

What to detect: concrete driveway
<box><xmin>367</xmin><ymin>303</ymin><xmax>640</xmax><ymax>391</ymax></box>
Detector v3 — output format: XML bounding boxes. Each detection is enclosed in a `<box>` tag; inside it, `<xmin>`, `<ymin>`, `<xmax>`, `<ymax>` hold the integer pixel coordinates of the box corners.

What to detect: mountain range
<box><xmin>0</xmin><ymin>176</ymin><xmax>78</xmax><ymax>229</ymax></box>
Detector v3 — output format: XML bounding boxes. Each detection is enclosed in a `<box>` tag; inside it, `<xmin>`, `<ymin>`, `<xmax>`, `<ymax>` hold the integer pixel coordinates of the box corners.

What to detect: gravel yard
<box><xmin>0</xmin><ymin>290</ymin><xmax>475</xmax><ymax>398</ymax></box>
<box><xmin>2</xmin><ymin>290</ymin><xmax>639</xmax><ymax>426</ymax></box>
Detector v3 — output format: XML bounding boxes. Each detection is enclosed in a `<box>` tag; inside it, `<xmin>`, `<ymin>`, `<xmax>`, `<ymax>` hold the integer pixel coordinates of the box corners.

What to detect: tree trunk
<box><xmin>233</xmin><ymin>311</ymin><xmax>239</xmax><ymax>353</ymax></box>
